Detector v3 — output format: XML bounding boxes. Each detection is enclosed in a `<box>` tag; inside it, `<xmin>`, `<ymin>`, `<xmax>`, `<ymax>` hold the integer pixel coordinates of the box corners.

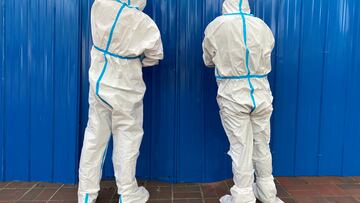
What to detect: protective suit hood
<box><xmin>103</xmin><ymin>0</ymin><xmax>147</xmax><ymax>11</ymax></box>
<box><xmin>125</xmin><ymin>0</ymin><xmax>146</xmax><ymax>11</ymax></box>
<box><xmin>222</xmin><ymin>0</ymin><xmax>251</xmax><ymax>14</ymax></box>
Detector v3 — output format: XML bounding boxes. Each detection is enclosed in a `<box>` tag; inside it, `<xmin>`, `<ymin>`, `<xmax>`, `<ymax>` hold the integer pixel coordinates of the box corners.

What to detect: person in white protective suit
<box><xmin>202</xmin><ymin>0</ymin><xmax>283</xmax><ymax>203</ymax></box>
<box><xmin>78</xmin><ymin>0</ymin><xmax>163</xmax><ymax>202</ymax></box>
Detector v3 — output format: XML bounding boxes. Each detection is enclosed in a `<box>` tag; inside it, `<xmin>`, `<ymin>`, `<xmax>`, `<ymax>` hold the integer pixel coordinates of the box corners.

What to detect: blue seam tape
<box><xmin>119</xmin><ymin>194</ymin><xmax>123</xmax><ymax>203</ymax></box>
<box><xmin>101</xmin><ymin>139</ymin><xmax>110</xmax><ymax>170</ymax></box>
<box><xmin>241</xmin><ymin>16</ymin><xmax>248</xmax><ymax>47</ymax></box>
<box><xmin>94</xmin><ymin>45</ymin><xmax>140</xmax><ymax>60</ymax></box>
<box><xmin>105</xmin><ymin>4</ymin><xmax>126</xmax><ymax>52</ymax></box>
<box><xmin>224</xmin><ymin>12</ymin><xmax>253</xmax><ymax>17</ymax></box>
<box><xmin>116</xmin><ymin>0</ymin><xmax>139</xmax><ymax>10</ymax></box>
<box><xmin>248</xmin><ymin>77</ymin><xmax>257</xmax><ymax>111</ymax></box>
<box><xmin>95</xmin><ymin>3</ymin><xmax>126</xmax><ymax>109</ymax></box>
<box><xmin>240</xmin><ymin>11</ymin><xmax>257</xmax><ymax>113</ymax></box>
<box><xmin>84</xmin><ymin>193</ymin><xmax>89</xmax><ymax>203</ymax></box>
<box><xmin>216</xmin><ymin>74</ymin><xmax>267</xmax><ymax>80</ymax></box>
<box><xmin>218</xmin><ymin>0</ymin><xmax>258</xmax><ymax>112</ymax></box>
<box><xmin>96</xmin><ymin>56</ymin><xmax>113</xmax><ymax>109</ymax></box>
<box><xmin>237</xmin><ymin>0</ymin><xmax>257</xmax><ymax>112</ymax></box>
<box><xmin>239</xmin><ymin>0</ymin><xmax>243</xmax><ymax>12</ymax></box>
<box><xmin>217</xmin><ymin>0</ymin><xmax>259</xmax><ymax>112</ymax></box>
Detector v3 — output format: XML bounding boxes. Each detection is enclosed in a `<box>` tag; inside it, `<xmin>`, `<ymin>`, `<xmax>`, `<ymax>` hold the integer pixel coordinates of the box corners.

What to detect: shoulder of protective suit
<box><xmin>132</xmin><ymin>10</ymin><xmax>159</xmax><ymax>29</ymax></box>
<box><xmin>204</xmin><ymin>15</ymin><xmax>229</xmax><ymax>35</ymax></box>
<box><xmin>250</xmin><ymin>16</ymin><xmax>275</xmax><ymax>44</ymax></box>
<box><xmin>250</xmin><ymin>16</ymin><xmax>273</xmax><ymax>32</ymax></box>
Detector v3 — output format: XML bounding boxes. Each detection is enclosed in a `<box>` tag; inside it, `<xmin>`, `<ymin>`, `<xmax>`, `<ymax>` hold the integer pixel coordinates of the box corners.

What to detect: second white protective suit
<box><xmin>202</xmin><ymin>0</ymin><xmax>283</xmax><ymax>203</ymax></box>
<box><xmin>78</xmin><ymin>0</ymin><xmax>163</xmax><ymax>202</ymax></box>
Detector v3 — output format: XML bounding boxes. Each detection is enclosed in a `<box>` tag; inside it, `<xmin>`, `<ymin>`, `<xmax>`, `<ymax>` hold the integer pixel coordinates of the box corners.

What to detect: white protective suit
<box><xmin>202</xmin><ymin>0</ymin><xmax>283</xmax><ymax>203</ymax></box>
<box><xmin>78</xmin><ymin>0</ymin><xmax>163</xmax><ymax>202</ymax></box>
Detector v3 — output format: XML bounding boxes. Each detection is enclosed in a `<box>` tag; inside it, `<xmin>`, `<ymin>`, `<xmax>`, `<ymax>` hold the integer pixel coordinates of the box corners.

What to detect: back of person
<box><xmin>203</xmin><ymin>0</ymin><xmax>274</xmax><ymax>115</ymax></box>
<box><xmin>202</xmin><ymin>1</ymin><xmax>283</xmax><ymax>203</ymax></box>
<box><xmin>78</xmin><ymin>1</ymin><xmax>163</xmax><ymax>202</ymax></box>
<box><xmin>204</xmin><ymin>16</ymin><xmax>274</xmax><ymax>77</ymax></box>
<box><xmin>89</xmin><ymin>0</ymin><xmax>163</xmax><ymax>109</ymax></box>
<box><xmin>91</xmin><ymin>0</ymin><xmax>162</xmax><ymax>62</ymax></box>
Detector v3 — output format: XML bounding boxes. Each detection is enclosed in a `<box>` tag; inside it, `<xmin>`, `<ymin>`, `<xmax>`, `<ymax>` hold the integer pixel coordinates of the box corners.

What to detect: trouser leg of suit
<box><xmin>219</xmin><ymin>105</ymin><xmax>256</xmax><ymax>203</ymax></box>
<box><xmin>112</xmin><ymin>101</ymin><xmax>149</xmax><ymax>203</ymax></box>
<box><xmin>252</xmin><ymin>102</ymin><xmax>277</xmax><ymax>203</ymax></box>
<box><xmin>78</xmin><ymin>90</ymin><xmax>148</xmax><ymax>203</ymax></box>
<box><xmin>78</xmin><ymin>89</ymin><xmax>112</xmax><ymax>203</ymax></box>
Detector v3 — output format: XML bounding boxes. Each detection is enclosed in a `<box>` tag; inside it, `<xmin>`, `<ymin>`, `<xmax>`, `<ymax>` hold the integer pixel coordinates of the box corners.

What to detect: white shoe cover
<box><xmin>121</xmin><ymin>186</ymin><xmax>149</xmax><ymax>203</ymax></box>
<box><xmin>275</xmin><ymin>197</ymin><xmax>284</xmax><ymax>203</ymax></box>
<box><xmin>220</xmin><ymin>194</ymin><xmax>233</xmax><ymax>203</ymax></box>
<box><xmin>253</xmin><ymin>183</ymin><xmax>284</xmax><ymax>203</ymax></box>
<box><xmin>220</xmin><ymin>194</ymin><xmax>257</xmax><ymax>203</ymax></box>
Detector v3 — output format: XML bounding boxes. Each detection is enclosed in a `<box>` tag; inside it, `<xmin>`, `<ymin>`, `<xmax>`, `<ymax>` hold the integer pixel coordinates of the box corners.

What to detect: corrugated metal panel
<box><xmin>0</xmin><ymin>0</ymin><xmax>4</xmax><ymax>182</ymax></box>
<box><xmin>1</xmin><ymin>0</ymin><xmax>80</xmax><ymax>183</ymax></box>
<box><xmin>268</xmin><ymin>0</ymin><xmax>360</xmax><ymax>176</ymax></box>
<box><xmin>343</xmin><ymin>0</ymin><xmax>360</xmax><ymax>175</ymax></box>
<box><xmin>319</xmin><ymin>0</ymin><xmax>360</xmax><ymax>175</ymax></box>
<box><xmin>176</xmin><ymin>0</ymin><xmax>232</xmax><ymax>182</ymax></box>
<box><xmin>1</xmin><ymin>0</ymin><xmax>360</xmax><ymax>184</ymax></box>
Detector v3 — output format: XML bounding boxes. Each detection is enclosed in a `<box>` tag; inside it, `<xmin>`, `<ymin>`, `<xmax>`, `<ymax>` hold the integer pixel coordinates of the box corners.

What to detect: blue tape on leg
<box><xmin>84</xmin><ymin>193</ymin><xmax>89</xmax><ymax>203</ymax></box>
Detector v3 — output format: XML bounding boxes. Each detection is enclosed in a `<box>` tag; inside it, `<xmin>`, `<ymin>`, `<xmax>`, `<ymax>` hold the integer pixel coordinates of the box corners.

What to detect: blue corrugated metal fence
<box><xmin>1</xmin><ymin>0</ymin><xmax>80</xmax><ymax>183</ymax></box>
<box><xmin>1</xmin><ymin>0</ymin><xmax>360</xmax><ymax>184</ymax></box>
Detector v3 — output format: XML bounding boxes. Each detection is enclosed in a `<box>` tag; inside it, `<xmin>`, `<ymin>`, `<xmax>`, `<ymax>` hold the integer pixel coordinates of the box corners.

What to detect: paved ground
<box><xmin>0</xmin><ymin>177</ymin><xmax>360</xmax><ymax>202</ymax></box>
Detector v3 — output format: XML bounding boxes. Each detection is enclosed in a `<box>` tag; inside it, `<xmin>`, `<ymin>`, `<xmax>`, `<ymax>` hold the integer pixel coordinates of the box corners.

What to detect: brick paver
<box><xmin>0</xmin><ymin>177</ymin><xmax>359</xmax><ymax>202</ymax></box>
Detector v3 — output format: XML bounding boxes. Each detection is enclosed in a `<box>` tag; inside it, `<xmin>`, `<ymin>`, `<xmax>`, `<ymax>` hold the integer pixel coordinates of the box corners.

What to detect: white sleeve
<box><xmin>264</xmin><ymin>24</ymin><xmax>275</xmax><ymax>57</ymax></box>
<box><xmin>202</xmin><ymin>30</ymin><xmax>216</xmax><ymax>68</ymax></box>
<box><xmin>142</xmin><ymin>35</ymin><xmax>163</xmax><ymax>67</ymax></box>
<box><xmin>262</xmin><ymin>23</ymin><xmax>275</xmax><ymax>70</ymax></box>
<box><xmin>140</xmin><ymin>17</ymin><xmax>164</xmax><ymax>67</ymax></box>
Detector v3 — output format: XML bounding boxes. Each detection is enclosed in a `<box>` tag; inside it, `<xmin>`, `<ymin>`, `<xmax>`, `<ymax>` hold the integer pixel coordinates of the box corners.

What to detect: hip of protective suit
<box><xmin>216</xmin><ymin>78</ymin><xmax>273</xmax><ymax>115</ymax></box>
<box><xmin>89</xmin><ymin>52</ymin><xmax>146</xmax><ymax>110</ymax></box>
